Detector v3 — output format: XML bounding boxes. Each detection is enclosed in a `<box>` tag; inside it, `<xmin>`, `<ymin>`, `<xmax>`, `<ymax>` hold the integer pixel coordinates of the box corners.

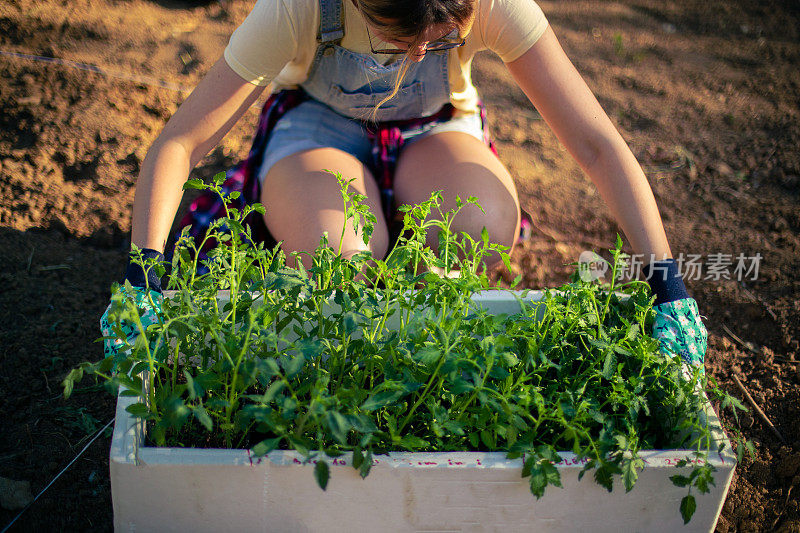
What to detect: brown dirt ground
<box><xmin>0</xmin><ymin>0</ymin><xmax>798</xmax><ymax>530</ymax></box>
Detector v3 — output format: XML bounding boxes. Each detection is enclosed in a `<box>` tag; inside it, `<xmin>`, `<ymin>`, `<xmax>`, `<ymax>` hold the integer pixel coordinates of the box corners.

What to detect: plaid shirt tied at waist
<box><xmin>169</xmin><ymin>89</ymin><xmax>501</xmax><ymax>271</ymax></box>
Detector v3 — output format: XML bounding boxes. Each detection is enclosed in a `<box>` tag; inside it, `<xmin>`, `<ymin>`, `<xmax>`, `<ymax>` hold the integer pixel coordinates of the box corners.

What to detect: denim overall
<box><xmin>300</xmin><ymin>0</ymin><xmax>453</xmax><ymax>122</ymax></box>
<box><xmin>173</xmin><ymin>0</ymin><xmax>509</xmax><ymax>274</ymax></box>
<box><xmin>171</xmin><ymin>0</ymin><xmax>524</xmax><ymax>273</ymax></box>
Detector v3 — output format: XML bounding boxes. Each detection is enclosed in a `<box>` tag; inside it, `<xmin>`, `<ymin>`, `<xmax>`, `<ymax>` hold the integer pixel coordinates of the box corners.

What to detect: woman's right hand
<box><xmin>100</xmin><ymin>285</ymin><xmax>163</xmax><ymax>360</ymax></box>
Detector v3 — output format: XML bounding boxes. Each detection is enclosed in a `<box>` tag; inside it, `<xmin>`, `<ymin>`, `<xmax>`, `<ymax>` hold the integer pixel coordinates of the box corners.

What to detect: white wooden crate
<box><xmin>110</xmin><ymin>290</ymin><xmax>735</xmax><ymax>532</ymax></box>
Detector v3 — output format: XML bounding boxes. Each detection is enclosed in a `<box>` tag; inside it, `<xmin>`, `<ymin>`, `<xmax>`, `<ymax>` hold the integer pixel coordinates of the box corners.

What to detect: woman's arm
<box><xmin>505</xmin><ymin>27</ymin><xmax>671</xmax><ymax>263</ymax></box>
<box><xmin>130</xmin><ymin>57</ymin><xmax>267</xmax><ymax>253</ymax></box>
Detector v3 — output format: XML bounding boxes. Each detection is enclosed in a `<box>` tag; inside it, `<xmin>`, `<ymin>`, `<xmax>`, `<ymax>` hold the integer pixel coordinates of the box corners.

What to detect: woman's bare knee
<box><xmin>394</xmin><ymin>132</ymin><xmax>520</xmax><ymax>269</ymax></box>
<box><xmin>259</xmin><ymin>147</ymin><xmax>389</xmax><ymax>266</ymax></box>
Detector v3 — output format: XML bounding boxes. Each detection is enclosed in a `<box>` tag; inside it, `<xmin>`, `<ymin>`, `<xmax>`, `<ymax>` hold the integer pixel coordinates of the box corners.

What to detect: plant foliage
<box><xmin>64</xmin><ymin>171</ymin><xmax>750</xmax><ymax>523</ymax></box>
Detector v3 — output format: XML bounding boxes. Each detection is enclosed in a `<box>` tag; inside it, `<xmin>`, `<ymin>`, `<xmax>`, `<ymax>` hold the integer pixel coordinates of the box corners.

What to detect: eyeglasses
<box><xmin>364</xmin><ymin>22</ymin><xmax>465</xmax><ymax>55</ymax></box>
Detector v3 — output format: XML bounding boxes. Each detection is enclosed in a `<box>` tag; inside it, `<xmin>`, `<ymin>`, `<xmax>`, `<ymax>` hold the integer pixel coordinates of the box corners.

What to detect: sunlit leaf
<box><xmin>315</xmin><ymin>459</ymin><xmax>330</xmax><ymax>491</ymax></box>
<box><xmin>252</xmin><ymin>437</ymin><xmax>282</xmax><ymax>457</ymax></box>
<box><xmin>680</xmin><ymin>494</ymin><xmax>696</xmax><ymax>524</ymax></box>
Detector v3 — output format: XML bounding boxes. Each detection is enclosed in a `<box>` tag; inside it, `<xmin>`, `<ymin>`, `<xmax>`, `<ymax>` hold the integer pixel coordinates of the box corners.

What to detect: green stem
<box><xmin>235</xmin><ymin>421</ymin><xmax>257</xmax><ymax>449</ymax></box>
<box><xmin>455</xmin><ymin>355</ymin><xmax>493</xmax><ymax>423</ymax></box>
<box><xmin>171</xmin><ymin>341</ymin><xmax>179</xmax><ymax>391</ymax></box>
<box><xmin>600</xmin><ymin>249</ymin><xmax>620</xmax><ymax>326</ymax></box>
<box><xmin>225</xmin><ymin>313</ymin><xmax>256</xmax><ymax>427</ymax></box>
<box><xmin>334</xmin><ymin>334</ymin><xmax>350</xmax><ymax>393</ymax></box>
<box><xmin>131</xmin><ymin>311</ymin><xmax>157</xmax><ymax>411</ymax></box>
<box><xmin>294</xmin><ymin>404</ymin><xmax>314</xmax><ymax>439</ymax></box>
<box><xmin>338</xmin><ymin>186</ymin><xmax>348</xmax><ymax>257</ymax></box>
<box><xmin>398</xmin><ymin>346</ymin><xmax>448</xmax><ymax>433</ymax></box>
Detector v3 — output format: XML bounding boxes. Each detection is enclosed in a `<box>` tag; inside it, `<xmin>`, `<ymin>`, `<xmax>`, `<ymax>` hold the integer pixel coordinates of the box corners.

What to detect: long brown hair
<box><xmin>355</xmin><ymin>0</ymin><xmax>476</xmax><ymax>119</ymax></box>
<box><xmin>357</xmin><ymin>0</ymin><xmax>474</xmax><ymax>39</ymax></box>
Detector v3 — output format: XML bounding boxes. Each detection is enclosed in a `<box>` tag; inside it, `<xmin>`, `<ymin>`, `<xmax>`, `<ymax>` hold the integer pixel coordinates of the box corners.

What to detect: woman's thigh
<box><xmin>394</xmin><ymin>131</ymin><xmax>520</xmax><ymax>266</ymax></box>
<box><xmin>259</xmin><ymin>147</ymin><xmax>389</xmax><ymax>268</ymax></box>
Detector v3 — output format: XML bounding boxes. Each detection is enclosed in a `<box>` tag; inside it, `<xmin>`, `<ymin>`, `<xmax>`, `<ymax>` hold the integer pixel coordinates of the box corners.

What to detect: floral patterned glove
<box><xmin>652</xmin><ymin>297</ymin><xmax>708</xmax><ymax>370</ymax></box>
<box><xmin>100</xmin><ymin>285</ymin><xmax>163</xmax><ymax>360</ymax></box>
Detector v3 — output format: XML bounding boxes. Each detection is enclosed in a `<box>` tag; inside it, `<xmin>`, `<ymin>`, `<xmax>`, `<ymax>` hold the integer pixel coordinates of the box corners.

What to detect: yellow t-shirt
<box><xmin>223</xmin><ymin>0</ymin><xmax>549</xmax><ymax>114</ymax></box>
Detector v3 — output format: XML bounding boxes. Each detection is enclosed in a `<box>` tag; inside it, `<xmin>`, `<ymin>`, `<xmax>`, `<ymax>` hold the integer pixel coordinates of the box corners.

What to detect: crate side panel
<box><xmin>112</xmin><ymin>458</ymin><xmax>732</xmax><ymax>532</ymax></box>
<box><xmin>112</xmin><ymin>463</ymin><xmax>267</xmax><ymax>532</ymax></box>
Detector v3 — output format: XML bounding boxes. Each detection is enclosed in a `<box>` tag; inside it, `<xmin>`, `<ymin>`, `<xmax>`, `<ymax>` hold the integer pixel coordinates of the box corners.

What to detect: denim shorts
<box><xmin>256</xmin><ymin>99</ymin><xmax>485</xmax><ymax>185</ymax></box>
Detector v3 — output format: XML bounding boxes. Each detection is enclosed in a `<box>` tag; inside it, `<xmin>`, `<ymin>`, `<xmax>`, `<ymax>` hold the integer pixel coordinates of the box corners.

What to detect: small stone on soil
<box><xmin>0</xmin><ymin>476</ymin><xmax>33</xmax><ymax>511</ymax></box>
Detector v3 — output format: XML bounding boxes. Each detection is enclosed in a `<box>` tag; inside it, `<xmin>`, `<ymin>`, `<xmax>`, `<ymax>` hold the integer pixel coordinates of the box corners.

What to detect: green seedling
<box><xmin>64</xmin><ymin>170</ymin><xmax>750</xmax><ymax>522</ymax></box>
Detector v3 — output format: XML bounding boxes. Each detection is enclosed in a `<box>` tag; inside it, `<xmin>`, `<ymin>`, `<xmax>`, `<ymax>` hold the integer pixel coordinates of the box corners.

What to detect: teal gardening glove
<box><xmin>100</xmin><ymin>285</ymin><xmax>163</xmax><ymax>360</ymax></box>
<box><xmin>100</xmin><ymin>248</ymin><xmax>164</xmax><ymax>361</ymax></box>
<box><xmin>644</xmin><ymin>259</ymin><xmax>708</xmax><ymax>371</ymax></box>
<box><xmin>652</xmin><ymin>298</ymin><xmax>707</xmax><ymax>369</ymax></box>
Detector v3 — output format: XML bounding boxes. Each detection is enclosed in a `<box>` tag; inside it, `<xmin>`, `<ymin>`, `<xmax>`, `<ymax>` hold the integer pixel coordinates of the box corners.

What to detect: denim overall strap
<box><xmin>302</xmin><ymin>0</ymin><xmax>450</xmax><ymax>121</ymax></box>
<box><xmin>318</xmin><ymin>0</ymin><xmax>344</xmax><ymax>44</ymax></box>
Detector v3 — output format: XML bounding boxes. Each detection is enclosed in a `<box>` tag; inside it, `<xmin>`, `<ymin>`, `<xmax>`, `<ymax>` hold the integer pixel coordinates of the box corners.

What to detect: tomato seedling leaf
<box><xmin>315</xmin><ymin>459</ymin><xmax>330</xmax><ymax>491</ymax></box>
<box><xmin>680</xmin><ymin>494</ymin><xmax>696</xmax><ymax>524</ymax></box>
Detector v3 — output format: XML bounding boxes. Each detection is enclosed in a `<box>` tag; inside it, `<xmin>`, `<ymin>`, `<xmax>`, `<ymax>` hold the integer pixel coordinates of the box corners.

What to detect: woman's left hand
<box><xmin>652</xmin><ymin>298</ymin><xmax>708</xmax><ymax>370</ymax></box>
